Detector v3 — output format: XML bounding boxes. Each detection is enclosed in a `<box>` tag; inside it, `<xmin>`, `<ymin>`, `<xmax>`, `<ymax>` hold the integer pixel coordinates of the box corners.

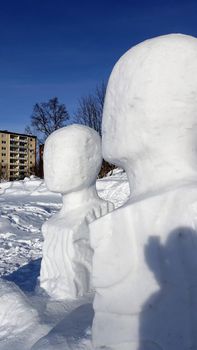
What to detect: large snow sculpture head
<box><xmin>102</xmin><ymin>34</ymin><xmax>197</xmax><ymax>195</ymax></box>
<box><xmin>44</xmin><ymin>125</ymin><xmax>102</xmax><ymax>193</ymax></box>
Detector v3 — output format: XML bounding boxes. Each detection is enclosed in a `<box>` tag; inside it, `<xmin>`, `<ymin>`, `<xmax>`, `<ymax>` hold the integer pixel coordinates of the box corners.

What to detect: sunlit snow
<box><xmin>0</xmin><ymin>171</ymin><xmax>129</xmax><ymax>350</ymax></box>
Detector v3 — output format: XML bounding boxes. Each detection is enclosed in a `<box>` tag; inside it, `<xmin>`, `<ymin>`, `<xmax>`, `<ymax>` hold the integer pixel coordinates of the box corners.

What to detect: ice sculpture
<box><xmin>40</xmin><ymin>124</ymin><xmax>113</xmax><ymax>300</ymax></box>
<box><xmin>90</xmin><ymin>34</ymin><xmax>197</xmax><ymax>349</ymax></box>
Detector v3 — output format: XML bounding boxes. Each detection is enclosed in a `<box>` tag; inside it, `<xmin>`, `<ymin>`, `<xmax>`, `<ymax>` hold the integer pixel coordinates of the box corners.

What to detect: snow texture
<box><xmin>0</xmin><ymin>280</ymin><xmax>38</xmax><ymax>339</ymax></box>
<box><xmin>0</xmin><ymin>170</ymin><xmax>128</xmax><ymax>350</ymax></box>
<box><xmin>40</xmin><ymin>125</ymin><xmax>114</xmax><ymax>300</ymax></box>
<box><xmin>0</xmin><ymin>279</ymin><xmax>49</xmax><ymax>350</ymax></box>
<box><xmin>90</xmin><ymin>34</ymin><xmax>197</xmax><ymax>349</ymax></box>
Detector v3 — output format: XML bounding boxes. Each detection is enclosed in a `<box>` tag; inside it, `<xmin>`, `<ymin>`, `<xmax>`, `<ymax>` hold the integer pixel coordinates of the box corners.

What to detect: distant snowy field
<box><xmin>0</xmin><ymin>169</ymin><xmax>129</xmax><ymax>350</ymax></box>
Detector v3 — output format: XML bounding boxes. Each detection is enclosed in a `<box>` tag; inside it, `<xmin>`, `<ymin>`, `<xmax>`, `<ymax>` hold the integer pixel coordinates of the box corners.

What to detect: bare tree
<box><xmin>74</xmin><ymin>82</ymin><xmax>106</xmax><ymax>136</ymax></box>
<box><xmin>26</xmin><ymin>97</ymin><xmax>70</xmax><ymax>143</ymax></box>
<box><xmin>75</xmin><ymin>82</ymin><xmax>116</xmax><ymax>177</ymax></box>
<box><xmin>96</xmin><ymin>81</ymin><xmax>106</xmax><ymax>115</ymax></box>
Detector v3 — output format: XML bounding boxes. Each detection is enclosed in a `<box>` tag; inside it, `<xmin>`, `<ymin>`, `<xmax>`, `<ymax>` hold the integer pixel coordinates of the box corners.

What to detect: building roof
<box><xmin>0</xmin><ymin>130</ymin><xmax>37</xmax><ymax>138</ymax></box>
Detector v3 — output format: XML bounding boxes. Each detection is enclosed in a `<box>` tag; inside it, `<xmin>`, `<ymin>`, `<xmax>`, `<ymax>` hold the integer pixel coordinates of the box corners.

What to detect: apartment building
<box><xmin>0</xmin><ymin>130</ymin><xmax>36</xmax><ymax>181</ymax></box>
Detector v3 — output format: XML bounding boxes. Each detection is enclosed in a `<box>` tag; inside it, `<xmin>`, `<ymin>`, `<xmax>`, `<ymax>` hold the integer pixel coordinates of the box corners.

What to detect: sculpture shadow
<box><xmin>31</xmin><ymin>303</ymin><xmax>94</xmax><ymax>350</ymax></box>
<box><xmin>2</xmin><ymin>258</ymin><xmax>41</xmax><ymax>292</ymax></box>
<box><xmin>138</xmin><ymin>227</ymin><xmax>197</xmax><ymax>350</ymax></box>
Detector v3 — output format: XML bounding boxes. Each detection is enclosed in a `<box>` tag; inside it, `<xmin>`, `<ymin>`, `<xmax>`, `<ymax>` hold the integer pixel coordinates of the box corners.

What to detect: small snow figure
<box><xmin>40</xmin><ymin>124</ymin><xmax>113</xmax><ymax>300</ymax></box>
<box><xmin>90</xmin><ymin>34</ymin><xmax>197</xmax><ymax>350</ymax></box>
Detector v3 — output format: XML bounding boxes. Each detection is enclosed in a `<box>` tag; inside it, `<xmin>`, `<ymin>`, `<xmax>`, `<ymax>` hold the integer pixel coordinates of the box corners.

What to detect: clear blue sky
<box><xmin>0</xmin><ymin>0</ymin><xmax>197</xmax><ymax>133</ymax></box>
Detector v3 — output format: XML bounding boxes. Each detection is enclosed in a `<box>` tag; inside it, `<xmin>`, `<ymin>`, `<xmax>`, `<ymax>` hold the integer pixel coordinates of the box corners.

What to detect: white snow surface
<box><xmin>0</xmin><ymin>170</ymin><xmax>129</xmax><ymax>350</ymax></box>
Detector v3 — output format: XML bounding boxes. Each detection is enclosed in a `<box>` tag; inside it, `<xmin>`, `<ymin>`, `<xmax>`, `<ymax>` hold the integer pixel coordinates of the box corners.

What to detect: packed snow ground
<box><xmin>0</xmin><ymin>170</ymin><xmax>129</xmax><ymax>350</ymax></box>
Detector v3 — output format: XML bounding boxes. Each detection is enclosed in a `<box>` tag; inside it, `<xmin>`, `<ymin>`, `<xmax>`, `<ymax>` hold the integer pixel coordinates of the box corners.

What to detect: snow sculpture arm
<box><xmin>85</xmin><ymin>200</ymin><xmax>114</xmax><ymax>224</ymax></box>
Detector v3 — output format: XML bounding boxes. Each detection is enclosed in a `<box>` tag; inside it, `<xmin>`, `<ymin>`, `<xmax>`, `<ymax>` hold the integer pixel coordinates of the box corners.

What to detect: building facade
<box><xmin>0</xmin><ymin>130</ymin><xmax>36</xmax><ymax>181</ymax></box>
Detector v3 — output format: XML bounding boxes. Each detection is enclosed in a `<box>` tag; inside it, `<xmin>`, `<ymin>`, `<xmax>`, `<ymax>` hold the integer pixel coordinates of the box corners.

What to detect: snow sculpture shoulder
<box><xmin>40</xmin><ymin>124</ymin><xmax>113</xmax><ymax>300</ymax></box>
<box><xmin>90</xmin><ymin>34</ymin><xmax>197</xmax><ymax>349</ymax></box>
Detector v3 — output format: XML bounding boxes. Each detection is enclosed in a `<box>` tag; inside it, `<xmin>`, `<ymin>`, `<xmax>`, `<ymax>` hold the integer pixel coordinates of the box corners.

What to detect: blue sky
<box><xmin>0</xmin><ymin>0</ymin><xmax>197</xmax><ymax>133</ymax></box>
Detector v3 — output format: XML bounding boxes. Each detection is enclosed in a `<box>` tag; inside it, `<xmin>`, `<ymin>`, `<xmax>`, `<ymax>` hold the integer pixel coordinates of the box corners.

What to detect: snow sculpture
<box><xmin>40</xmin><ymin>124</ymin><xmax>113</xmax><ymax>300</ymax></box>
<box><xmin>90</xmin><ymin>34</ymin><xmax>197</xmax><ymax>349</ymax></box>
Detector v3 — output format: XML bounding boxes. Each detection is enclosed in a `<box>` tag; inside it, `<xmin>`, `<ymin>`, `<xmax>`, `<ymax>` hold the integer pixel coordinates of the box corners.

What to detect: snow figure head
<box><xmin>102</xmin><ymin>34</ymin><xmax>197</xmax><ymax>196</ymax></box>
<box><xmin>44</xmin><ymin>124</ymin><xmax>102</xmax><ymax>193</ymax></box>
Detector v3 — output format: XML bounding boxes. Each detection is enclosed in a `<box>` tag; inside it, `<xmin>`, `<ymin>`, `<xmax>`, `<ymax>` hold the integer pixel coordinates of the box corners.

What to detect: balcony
<box><xmin>10</xmin><ymin>158</ymin><xmax>19</xmax><ymax>165</ymax></box>
<box><xmin>19</xmin><ymin>165</ymin><xmax>27</xmax><ymax>170</ymax></box>
<box><xmin>19</xmin><ymin>148</ymin><xmax>28</xmax><ymax>153</ymax></box>
<box><xmin>10</xmin><ymin>142</ymin><xmax>19</xmax><ymax>148</ymax></box>
<box><xmin>10</xmin><ymin>170</ymin><xmax>19</xmax><ymax>176</ymax></box>
<box><xmin>10</xmin><ymin>160</ymin><xmax>19</xmax><ymax>164</ymax></box>
<box><xmin>10</xmin><ymin>148</ymin><xmax>18</xmax><ymax>153</ymax></box>
<box><xmin>19</xmin><ymin>143</ymin><xmax>28</xmax><ymax>147</ymax></box>
<box><xmin>19</xmin><ymin>137</ymin><xmax>28</xmax><ymax>143</ymax></box>
<box><xmin>19</xmin><ymin>153</ymin><xmax>28</xmax><ymax>158</ymax></box>
<box><xmin>10</xmin><ymin>136</ymin><xmax>19</xmax><ymax>141</ymax></box>
<box><xmin>10</xmin><ymin>152</ymin><xmax>19</xmax><ymax>158</ymax></box>
<box><xmin>10</xmin><ymin>157</ymin><xmax>19</xmax><ymax>161</ymax></box>
<box><xmin>10</xmin><ymin>165</ymin><xmax>19</xmax><ymax>169</ymax></box>
<box><xmin>10</xmin><ymin>164</ymin><xmax>18</xmax><ymax>172</ymax></box>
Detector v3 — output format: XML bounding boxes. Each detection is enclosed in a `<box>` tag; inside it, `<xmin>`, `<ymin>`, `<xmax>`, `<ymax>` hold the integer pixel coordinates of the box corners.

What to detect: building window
<box><xmin>2</xmin><ymin>141</ymin><xmax>6</xmax><ymax>144</ymax></box>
